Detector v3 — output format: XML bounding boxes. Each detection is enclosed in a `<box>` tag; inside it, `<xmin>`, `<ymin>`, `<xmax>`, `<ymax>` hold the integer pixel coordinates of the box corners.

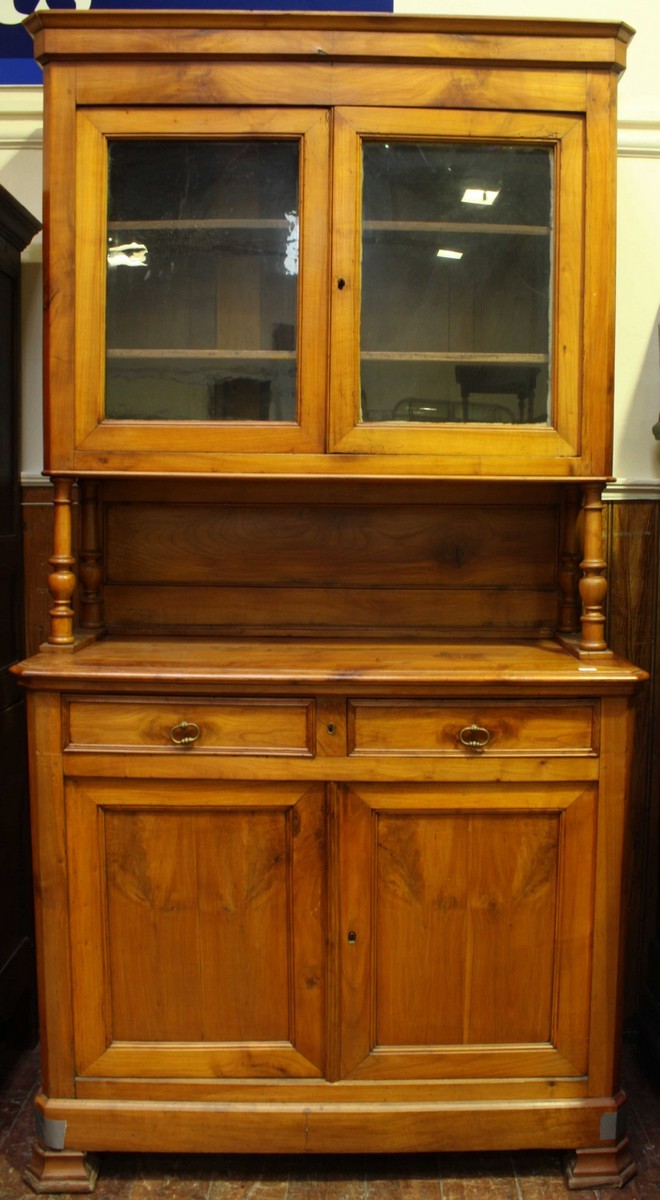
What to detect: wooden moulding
<box><xmin>29</xmin><ymin>1093</ymin><xmax>633</xmax><ymax>1156</ymax></box>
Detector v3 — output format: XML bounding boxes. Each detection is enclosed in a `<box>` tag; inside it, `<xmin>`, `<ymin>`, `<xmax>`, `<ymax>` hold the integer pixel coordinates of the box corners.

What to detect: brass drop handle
<box><xmin>170</xmin><ymin>720</ymin><xmax>201</xmax><ymax>748</ymax></box>
<box><xmin>459</xmin><ymin>724</ymin><xmax>491</xmax><ymax>751</ymax></box>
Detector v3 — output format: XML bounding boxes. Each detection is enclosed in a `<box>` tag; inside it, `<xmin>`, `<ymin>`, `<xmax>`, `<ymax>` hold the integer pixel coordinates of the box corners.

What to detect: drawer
<box><xmin>66</xmin><ymin>697</ymin><xmax>315</xmax><ymax>756</ymax></box>
<box><xmin>347</xmin><ymin>700</ymin><xmax>597</xmax><ymax>756</ymax></box>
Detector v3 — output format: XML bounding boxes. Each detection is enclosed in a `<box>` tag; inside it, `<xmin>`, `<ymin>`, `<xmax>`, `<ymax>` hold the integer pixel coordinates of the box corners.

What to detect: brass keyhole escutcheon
<box><xmin>170</xmin><ymin>720</ymin><xmax>201</xmax><ymax>748</ymax></box>
<box><xmin>327</xmin><ymin>722</ymin><xmax>336</xmax><ymax>734</ymax></box>
<box><xmin>458</xmin><ymin>724</ymin><xmax>491</xmax><ymax>751</ymax></box>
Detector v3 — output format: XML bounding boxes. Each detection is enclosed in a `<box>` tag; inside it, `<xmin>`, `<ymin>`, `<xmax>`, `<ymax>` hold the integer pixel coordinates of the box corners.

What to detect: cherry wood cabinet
<box><xmin>14</xmin><ymin>12</ymin><xmax>645</xmax><ymax>1195</ymax></box>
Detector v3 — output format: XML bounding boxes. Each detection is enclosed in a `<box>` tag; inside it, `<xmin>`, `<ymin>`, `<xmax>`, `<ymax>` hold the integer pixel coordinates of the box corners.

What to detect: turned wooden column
<box><xmin>47</xmin><ymin>477</ymin><xmax>76</xmax><ymax>646</ymax></box>
<box><xmin>578</xmin><ymin>482</ymin><xmax>611</xmax><ymax>654</ymax></box>
<box><xmin>78</xmin><ymin>481</ymin><xmax>104</xmax><ymax>631</ymax></box>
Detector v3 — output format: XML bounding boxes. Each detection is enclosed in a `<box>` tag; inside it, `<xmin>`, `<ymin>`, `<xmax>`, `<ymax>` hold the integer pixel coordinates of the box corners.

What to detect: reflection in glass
<box><xmin>105</xmin><ymin>141</ymin><xmax>300</xmax><ymax>422</ymax></box>
<box><xmin>360</xmin><ymin>142</ymin><xmax>553</xmax><ymax>426</ymax></box>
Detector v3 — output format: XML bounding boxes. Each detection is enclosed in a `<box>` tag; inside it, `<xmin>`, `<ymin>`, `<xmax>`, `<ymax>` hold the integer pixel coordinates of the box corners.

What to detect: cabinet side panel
<box><xmin>26</xmin><ymin>693</ymin><xmax>76</xmax><ymax>1096</ymax></box>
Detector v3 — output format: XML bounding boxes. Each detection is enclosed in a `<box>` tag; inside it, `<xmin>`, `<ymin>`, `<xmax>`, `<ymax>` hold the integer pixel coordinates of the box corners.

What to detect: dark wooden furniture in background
<box><xmin>14</xmin><ymin>13</ymin><xmax>648</xmax><ymax>1196</ymax></box>
<box><xmin>0</xmin><ymin>187</ymin><xmax>40</xmax><ymax>1062</ymax></box>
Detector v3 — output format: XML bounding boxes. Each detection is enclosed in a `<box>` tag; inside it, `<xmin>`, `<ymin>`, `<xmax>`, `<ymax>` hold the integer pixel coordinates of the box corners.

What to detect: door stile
<box><xmin>325</xmin><ymin>782</ymin><xmax>341</xmax><ymax>1083</ymax></box>
<box><xmin>336</xmin><ymin>783</ymin><xmax>375</xmax><ymax>1080</ymax></box>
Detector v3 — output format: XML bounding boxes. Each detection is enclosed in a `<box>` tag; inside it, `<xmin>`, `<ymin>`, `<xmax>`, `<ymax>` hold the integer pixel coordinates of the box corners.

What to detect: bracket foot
<box><xmin>565</xmin><ymin>1137</ymin><xmax>637</xmax><ymax>1189</ymax></box>
<box><xmin>23</xmin><ymin>1142</ymin><xmax>98</xmax><ymax>1194</ymax></box>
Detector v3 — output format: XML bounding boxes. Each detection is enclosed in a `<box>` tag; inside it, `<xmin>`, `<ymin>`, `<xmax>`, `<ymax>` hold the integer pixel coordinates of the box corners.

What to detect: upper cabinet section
<box><xmin>29</xmin><ymin>12</ymin><xmax>632</xmax><ymax>477</ymax></box>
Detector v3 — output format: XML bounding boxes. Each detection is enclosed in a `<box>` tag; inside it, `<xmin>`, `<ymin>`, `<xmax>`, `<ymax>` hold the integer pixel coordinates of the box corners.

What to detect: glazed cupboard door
<box><xmin>336</xmin><ymin>783</ymin><xmax>596</xmax><ymax>1082</ymax></box>
<box><xmin>69</xmin><ymin>108</ymin><xmax>329</xmax><ymax>468</ymax></box>
<box><xmin>329</xmin><ymin>108</ymin><xmax>586</xmax><ymax>474</ymax></box>
<box><xmin>64</xmin><ymin>779</ymin><xmax>327</xmax><ymax>1081</ymax></box>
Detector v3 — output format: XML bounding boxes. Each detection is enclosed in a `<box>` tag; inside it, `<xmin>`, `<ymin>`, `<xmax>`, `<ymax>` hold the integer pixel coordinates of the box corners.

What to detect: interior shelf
<box><xmin>360</xmin><ymin>351</ymin><xmax>549</xmax><ymax>362</ymax></box>
<box><xmin>106</xmin><ymin>349</ymin><xmax>296</xmax><ymax>360</ymax></box>
<box><xmin>363</xmin><ymin>220</ymin><xmax>550</xmax><ymax>236</ymax></box>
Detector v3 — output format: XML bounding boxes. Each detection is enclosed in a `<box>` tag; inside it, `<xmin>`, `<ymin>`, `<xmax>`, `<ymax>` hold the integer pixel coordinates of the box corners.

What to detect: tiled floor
<box><xmin>2</xmin><ymin>1041</ymin><xmax>660</xmax><ymax>1198</ymax></box>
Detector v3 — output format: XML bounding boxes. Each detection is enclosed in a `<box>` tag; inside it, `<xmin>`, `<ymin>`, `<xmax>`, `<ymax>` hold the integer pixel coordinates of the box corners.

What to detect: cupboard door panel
<box><xmin>66</xmin><ymin>779</ymin><xmax>326</xmax><ymax>1079</ymax></box>
<box><xmin>338</xmin><ymin>782</ymin><xmax>595</xmax><ymax>1081</ymax></box>
<box><xmin>74</xmin><ymin>107</ymin><xmax>329</xmax><ymax>462</ymax></box>
<box><xmin>329</xmin><ymin>108</ymin><xmax>585</xmax><ymax>472</ymax></box>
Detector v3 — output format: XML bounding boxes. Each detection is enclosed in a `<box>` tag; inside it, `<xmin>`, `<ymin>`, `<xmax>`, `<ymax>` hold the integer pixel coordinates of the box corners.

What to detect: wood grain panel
<box><xmin>104</xmin><ymin>502</ymin><xmax>558</xmax><ymax>588</ymax></box>
<box><xmin>104</xmin><ymin>583</ymin><xmax>557</xmax><ymax>636</ymax></box>
<box><xmin>102</xmin><ymin>499</ymin><xmax>558</xmax><ymax>635</ymax></box>
<box><xmin>106</xmin><ymin>806</ymin><xmax>290</xmax><ymax>1043</ymax></box>
<box><xmin>338</xmin><ymin>781</ymin><xmax>596</xmax><ymax>1081</ymax></box>
<box><xmin>66</xmin><ymin>697</ymin><xmax>314</xmax><ymax>755</ymax></box>
<box><xmin>72</xmin><ymin>61</ymin><xmax>588</xmax><ymax>115</ymax></box>
<box><xmin>337</xmin><ymin>781</ymin><xmax>597</xmax><ymax>1080</ymax></box>
<box><xmin>375</xmin><ymin>811</ymin><xmax>559</xmax><ymax>1046</ymax></box>
<box><xmin>66</xmin><ymin>779</ymin><xmax>326</xmax><ymax>1077</ymax></box>
<box><xmin>348</xmin><ymin>700</ymin><xmax>596</xmax><ymax>756</ymax></box>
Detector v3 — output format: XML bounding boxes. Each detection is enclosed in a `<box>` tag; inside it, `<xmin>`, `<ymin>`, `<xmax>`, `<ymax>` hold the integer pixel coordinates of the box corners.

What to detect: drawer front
<box><xmin>66</xmin><ymin>698</ymin><xmax>315</xmax><ymax>756</ymax></box>
<box><xmin>348</xmin><ymin>701</ymin><xmax>597</xmax><ymax>756</ymax></box>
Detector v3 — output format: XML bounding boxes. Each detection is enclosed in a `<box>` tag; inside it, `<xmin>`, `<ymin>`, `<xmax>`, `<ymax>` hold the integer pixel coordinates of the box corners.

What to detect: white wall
<box><xmin>1</xmin><ymin>6</ymin><xmax>659</xmax><ymax>486</ymax></box>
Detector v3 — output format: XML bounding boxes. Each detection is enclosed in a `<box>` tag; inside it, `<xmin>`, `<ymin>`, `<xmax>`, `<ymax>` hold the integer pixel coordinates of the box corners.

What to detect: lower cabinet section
<box><xmin>62</xmin><ymin>775</ymin><xmax>597</xmax><ymax>1090</ymax></box>
<box><xmin>21</xmin><ymin>681</ymin><xmax>638</xmax><ymax>1190</ymax></box>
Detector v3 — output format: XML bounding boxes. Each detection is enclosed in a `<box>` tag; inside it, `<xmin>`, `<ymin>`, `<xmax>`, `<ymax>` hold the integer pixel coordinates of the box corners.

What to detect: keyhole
<box><xmin>337</xmin><ymin>278</ymin><xmax>346</xmax><ymax>290</ymax></box>
<box><xmin>327</xmin><ymin>722</ymin><xmax>336</xmax><ymax>734</ymax></box>
<box><xmin>347</xmin><ymin>930</ymin><xmax>357</xmax><ymax>944</ymax></box>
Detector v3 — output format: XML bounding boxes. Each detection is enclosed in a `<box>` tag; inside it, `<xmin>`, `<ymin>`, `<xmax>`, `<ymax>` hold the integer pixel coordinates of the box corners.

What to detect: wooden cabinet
<box><xmin>15</xmin><ymin>12</ymin><xmax>645</xmax><ymax>1195</ymax></box>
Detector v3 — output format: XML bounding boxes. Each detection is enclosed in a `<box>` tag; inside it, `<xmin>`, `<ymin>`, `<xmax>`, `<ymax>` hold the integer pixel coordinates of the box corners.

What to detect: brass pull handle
<box><xmin>459</xmin><ymin>724</ymin><xmax>491</xmax><ymax>751</ymax></box>
<box><xmin>170</xmin><ymin>720</ymin><xmax>201</xmax><ymax>748</ymax></box>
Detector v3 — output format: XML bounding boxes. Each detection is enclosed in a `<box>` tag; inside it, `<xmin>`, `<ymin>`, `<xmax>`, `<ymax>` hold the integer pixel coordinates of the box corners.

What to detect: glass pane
<box><xmin>105</xmin><ymin>141</ymin><xmax>299</xmax><ymax>422</ymax></box>
<box><xmin>360</xmin><ymin>142</ymin><xmax>553</xmax><ymax>425</ymax></box>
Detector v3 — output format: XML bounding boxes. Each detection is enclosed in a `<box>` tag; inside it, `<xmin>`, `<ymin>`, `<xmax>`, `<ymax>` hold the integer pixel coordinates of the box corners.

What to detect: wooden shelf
<box><xmin>364</xmin><ymin>220</ymin><xmax>550</xmax><ymax>236</ymax></box>
<box><xmin>107</xmin><ymin>219</ymin><xmax>547</xmax><ymax>236</ymax></box>
<box><xmin>106</xmin><ymin>349</ymin><xmax>296</xmax><ymax>360</ymax></box>
<box><xmin>361</xmin><ymin>351</ymin><xmax>549</xmax><ymax>363</ymax></box>
<box><xmin>108</xmin><ymin>218</ymin><xmax>290</xmax><ymax>231</ymax></box>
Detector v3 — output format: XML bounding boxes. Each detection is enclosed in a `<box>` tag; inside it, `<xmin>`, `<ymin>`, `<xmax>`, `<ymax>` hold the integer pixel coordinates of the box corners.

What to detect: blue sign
<box><xmin>1</xmin><ymin>0</ymin><xmax>393</xmax><ymax>86</ymax></box>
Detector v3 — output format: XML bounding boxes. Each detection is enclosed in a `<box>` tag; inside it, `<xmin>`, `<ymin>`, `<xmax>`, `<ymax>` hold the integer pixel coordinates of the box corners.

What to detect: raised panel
<box><xmin>338</xmin><ymin>782</ymin><xmax>596</xmax><ymax>1081</ymax></box>
<box><xmin>348</xmin><ymin>700</ymin><xmax>597</xmax><ymax>756</ymax></box>
<box><xmin>376</xmin><ymin>810</ymin><xmax>559</xmax><ymax>1046</ymax></box>
<box><xmin>66</xmin><ymin>779</ymin><xmax>326</xmax><ymax>1078</ymax></box>
<box><xmin>66</xmin><ymin>697</ymin><xmax>315</xmax><ymax>755</ymax></box>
